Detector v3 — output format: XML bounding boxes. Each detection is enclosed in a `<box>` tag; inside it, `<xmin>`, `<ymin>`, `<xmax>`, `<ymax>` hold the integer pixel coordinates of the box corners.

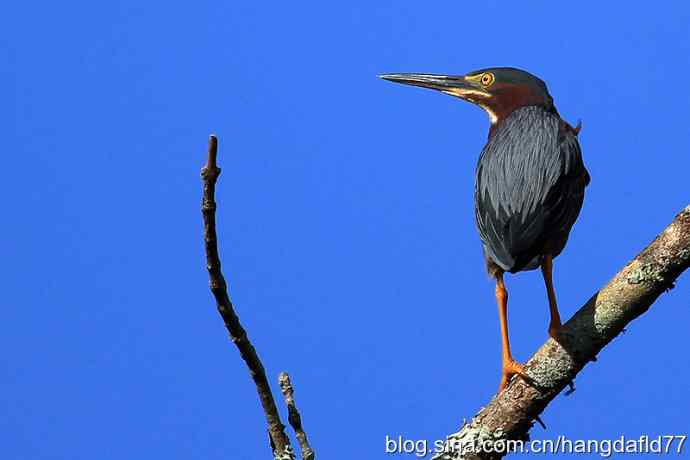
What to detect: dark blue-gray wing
<box><xmin>474</xmin><ymin>109</ymin><xmax>589</xmax><ymax>273</ymax></box>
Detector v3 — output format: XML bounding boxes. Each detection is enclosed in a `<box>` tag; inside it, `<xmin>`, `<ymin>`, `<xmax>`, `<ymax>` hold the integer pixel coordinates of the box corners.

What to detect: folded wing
<box><xmin>474</xmin><ymin>107</ymin><xmax>589</xmax><ymax>273</ymax></box>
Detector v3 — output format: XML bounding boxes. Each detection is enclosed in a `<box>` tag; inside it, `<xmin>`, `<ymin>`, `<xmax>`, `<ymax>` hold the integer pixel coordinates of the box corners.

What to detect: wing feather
<box><xmin>474</xmin><ymin>107</ymin><xmax>589</xmax><ymax>273</ymax></box>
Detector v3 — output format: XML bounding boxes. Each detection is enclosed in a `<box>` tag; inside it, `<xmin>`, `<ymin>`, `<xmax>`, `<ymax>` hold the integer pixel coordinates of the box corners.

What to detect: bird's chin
<box><xmin>442</xmin><ymin>88</ymin><xmax>491</xmax><ymax>100</ymax></box>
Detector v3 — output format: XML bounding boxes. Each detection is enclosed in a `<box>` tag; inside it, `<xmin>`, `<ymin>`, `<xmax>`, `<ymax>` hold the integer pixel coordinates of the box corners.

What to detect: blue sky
<box><xmin>4</xmin><ymin>2</ymin><xmax>690</xmax><ymax>459</ymax></box>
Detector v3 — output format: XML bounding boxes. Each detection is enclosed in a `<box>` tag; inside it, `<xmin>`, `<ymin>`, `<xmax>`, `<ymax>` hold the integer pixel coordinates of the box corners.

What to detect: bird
<box><xmin>380</xmin><ymin>67</ymin><xmax>590</xmax><ymax>391</ymax></box>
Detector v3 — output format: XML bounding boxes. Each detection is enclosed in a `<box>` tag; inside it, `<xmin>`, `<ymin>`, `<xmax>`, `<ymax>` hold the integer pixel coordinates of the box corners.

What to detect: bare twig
<box><xmin>201</xmin><ymin>135</ymin><xmax>294</xmax><ymax>459</ymax></box>
<box><xmin>279</xmin><ymin>372</ymin><xmax>316</xmax><ymax>460</ymax></box>
<box><xmin>434</xmin><ymin>205</ymin><xmax>690</xmax><ymax>460</ymax></box>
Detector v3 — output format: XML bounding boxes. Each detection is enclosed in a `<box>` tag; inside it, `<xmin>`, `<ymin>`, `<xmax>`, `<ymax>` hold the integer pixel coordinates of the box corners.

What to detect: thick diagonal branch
<box><xmin>434</xmin><ymin>205</ymin><xmax>690</xmax><ymax>460</ymax></box>
<box><xmin>201</xmin><ymin>135</ymin><xmax>293</xmax><ymax>459</ymax></box>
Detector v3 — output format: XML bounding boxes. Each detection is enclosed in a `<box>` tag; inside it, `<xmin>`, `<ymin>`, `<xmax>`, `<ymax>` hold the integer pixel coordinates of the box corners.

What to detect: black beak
<box><xmin>379</xmin><ymin>73</ymin><xmax>488</xmax><ymax>100</ymax></box>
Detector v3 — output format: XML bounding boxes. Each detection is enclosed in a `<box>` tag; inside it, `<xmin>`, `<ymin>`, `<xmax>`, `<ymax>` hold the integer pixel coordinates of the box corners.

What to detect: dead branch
<box><xmin>201</xmin><ymin>135</ymin><xmax>298</xmax><ymax>459</ymax></box>
<box><xmin>434</xmin><ymin>205</ymin><xmax>690</xmax><ymax>460</ymax></box>
<box><xmin>279</xmin><ymin>372</ymin><xmax>316</xmax><ymax>460</ymax></box>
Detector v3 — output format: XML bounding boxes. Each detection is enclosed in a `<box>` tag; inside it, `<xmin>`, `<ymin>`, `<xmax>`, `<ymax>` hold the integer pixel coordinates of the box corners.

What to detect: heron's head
<box><xmin>380</xmin><ymin>67</ymin><xmax>555</xmax><ymax>125</ymax></box>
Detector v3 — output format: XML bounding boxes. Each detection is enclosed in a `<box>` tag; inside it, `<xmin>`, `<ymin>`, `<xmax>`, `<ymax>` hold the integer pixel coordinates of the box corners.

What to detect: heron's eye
<box><xmin>480</xmin><ymin>73</ymin><xmax>495</xmax><ymax>87</ymax></box>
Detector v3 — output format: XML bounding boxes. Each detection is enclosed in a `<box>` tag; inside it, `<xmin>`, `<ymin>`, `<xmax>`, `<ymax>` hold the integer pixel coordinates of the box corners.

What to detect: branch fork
<box><xmin>201</xmin><ymin>135</ymin><xmax>315</xmax><ymax>460</ymax></box>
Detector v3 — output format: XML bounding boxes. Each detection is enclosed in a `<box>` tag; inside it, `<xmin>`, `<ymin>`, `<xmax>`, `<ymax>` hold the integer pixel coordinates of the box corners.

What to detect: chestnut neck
<box><xmin>486</xmin><ymin>85</ymin><xmax>557</xmax><ymax>139</ymax></box>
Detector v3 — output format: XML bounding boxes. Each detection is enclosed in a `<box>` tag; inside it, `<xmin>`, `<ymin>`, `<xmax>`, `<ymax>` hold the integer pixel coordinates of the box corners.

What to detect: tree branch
<box><xmin>201</xmin><ymin>135</ymin><xmax>294</xmax><ymax>459</ymax></box>
<box><xmin>434</xmin><ymin>205</ymin><xmax>690</xmax><ymax>460</ymax></box>
<box><xmin>279</xmin><ymin>372</ymin><xmax>316</xmax><ymax>460</ymax></box>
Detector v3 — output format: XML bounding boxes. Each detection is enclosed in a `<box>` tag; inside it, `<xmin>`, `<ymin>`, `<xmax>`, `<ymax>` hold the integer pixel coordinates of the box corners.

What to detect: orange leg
<box><xmin>541</xmin><ymin>253</ymin><xmax>562</xmax><ymax>339</ymax></box>
<box><xmin>496</xmin><ymin>273</ymin><xmax>526</xmax><ymax>391</ymax></box>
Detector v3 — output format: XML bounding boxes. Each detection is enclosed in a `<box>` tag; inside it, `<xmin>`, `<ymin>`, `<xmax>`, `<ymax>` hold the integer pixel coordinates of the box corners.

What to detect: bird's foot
<box><xmin>499</xmin><ymin>359</ymin><xmax>528</xmax><ymax>392</ymax></box>
<box><xmin>548</xmin><ymin>321</ymin><xmax>562</xmax><ymax>340</ymax></box>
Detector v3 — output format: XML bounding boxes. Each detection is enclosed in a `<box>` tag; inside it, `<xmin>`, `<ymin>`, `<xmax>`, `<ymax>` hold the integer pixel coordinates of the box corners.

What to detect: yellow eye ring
<box><xmin>480</xmin><ymin>72</ymin><xmax>495</xmax><ymax>87</ymax></box>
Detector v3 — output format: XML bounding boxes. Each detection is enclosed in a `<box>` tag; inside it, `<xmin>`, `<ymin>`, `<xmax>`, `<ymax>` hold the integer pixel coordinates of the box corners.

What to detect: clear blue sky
<box><xmin>4</xmin><ymin>2</ymin><xmax>690</xmax><ymax>459</ymax></box>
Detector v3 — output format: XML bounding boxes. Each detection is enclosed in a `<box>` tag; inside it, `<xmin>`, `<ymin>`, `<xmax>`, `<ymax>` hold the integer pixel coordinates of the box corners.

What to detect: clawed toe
<box><xmin>499</xmin><ymin>359</ymin><xmax>528</xmax><ymax>392</ymax></box>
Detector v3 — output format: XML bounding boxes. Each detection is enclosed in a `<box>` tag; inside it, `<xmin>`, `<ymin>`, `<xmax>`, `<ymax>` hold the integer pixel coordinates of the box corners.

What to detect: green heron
<box><xmin>380</xmin><ymin>67</ymin><xmax>590</xmax><ymax>391</ymax></box>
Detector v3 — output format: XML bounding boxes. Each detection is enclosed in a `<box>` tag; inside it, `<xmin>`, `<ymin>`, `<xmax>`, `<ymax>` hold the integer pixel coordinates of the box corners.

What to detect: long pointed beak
<box><xmin>379</xmin><ymin>73</ymin><xmax>489</xmax><ymax>100</ymax></box>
